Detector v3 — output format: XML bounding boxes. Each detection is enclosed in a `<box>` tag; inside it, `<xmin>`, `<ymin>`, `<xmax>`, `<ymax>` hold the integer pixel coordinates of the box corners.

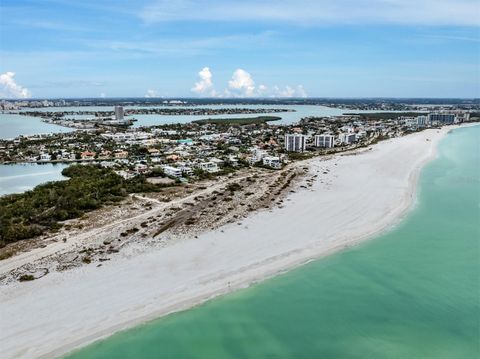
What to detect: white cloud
<box><xmin>191</xmin><ymin>67</ymin><xmax>216</xmax><ymax>96</ymax></box>
<box><xmin>228</xmin><ymin>69</ymin><xmax>256</xmax><ymax>97</ymax></box>
<box><xmin>275</xmin><ymin>85</ymin><xmax>295</xmax><ymax>97</ymax></box>
<box><xmin>85</xmin><ymin>31</ymin><xmax>275</xmax><ymax>59</ymax></box>
<box><xmin>99</xmin><ymin>92</ymin><xmax>106</xmax><ymax>98</ymax></box>
<box><xmin>191</xmin><ymin>67</ymin><xmax>308</xmax><ymax>98</ymax></box>
<box><xmin>145</xmin><ymin>89</ymin><xmax>158</xmax><ymax>98</ymax></box>
<box><xmin>271</xmin><ymin>85</ymin><xmax>307</xmax><ymax>97</ymax></box>
<box><xmin>140</xmin><ymin>0</ymin><xmax>480</xmax><ymax>27</ymax></box>
<box><xmin>295</xmin><ymin>85</ymin><xmax>307</xmax><ymax>97</ymax></box>
<box><xmin>0</xmin><ymin>72</ymin><xmax>31</xmax><ymax>99</ymax></box>
<box><xmin>257</xmin><ymin>84</ymin><xmax>268</xmax><ymax>96</ymax></box>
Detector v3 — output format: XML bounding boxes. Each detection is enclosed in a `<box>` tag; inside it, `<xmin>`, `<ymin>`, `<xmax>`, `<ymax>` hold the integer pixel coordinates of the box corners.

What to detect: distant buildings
<box><xmin>114</xmin><ymin>106</ymin><xmax>124</xmax><ymax>121</ymax></box>
<box><xmin>284</xmin><ymin>134</ymin><xmax>307</xmax><ymax>152</ymax></box>
<box><xmin>314</xmin><ymin>134</ymin><xmax>335</xmax><ymax>148</ymax></box>
<box><xmin>2</xmin><ymin>102</ymin><xmax>475</xmax><ymax>183</ymax></box>
<box><xmin>101</xmin><ymin>131</ymin><xmax>152</xmax><ymax>143</ymax></box>
<box><xmin>399</xmin><ymin>113</ymin><xmax>462</xmax><ymax>129</ymax></box>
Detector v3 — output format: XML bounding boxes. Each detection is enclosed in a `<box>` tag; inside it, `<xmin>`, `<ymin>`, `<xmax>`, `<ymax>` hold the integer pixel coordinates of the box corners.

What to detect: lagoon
<box><xmin>0</xmin><ymin>163</ymin><xmax>68</xmax><ymax>196</ymax></box>
<box><xmin>3</xmin><ymin>105</ymin><xmax>393</xmax><ymax>139</ymax></box>
<box><xmin>0</xmin><ymin>113</ymin><xmax>73</xmax><ymax>140</ymax></box>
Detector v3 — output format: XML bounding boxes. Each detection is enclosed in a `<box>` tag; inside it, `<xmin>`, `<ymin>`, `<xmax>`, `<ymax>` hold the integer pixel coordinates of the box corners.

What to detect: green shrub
<box><xmin>0</xmin><ymin>165</ymin><xmax>164</xmax><ymax>247</ymax></box>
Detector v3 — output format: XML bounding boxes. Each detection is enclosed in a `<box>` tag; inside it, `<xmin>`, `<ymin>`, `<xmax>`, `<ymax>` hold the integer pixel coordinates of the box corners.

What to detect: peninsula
<box><xmin>0</xmin><ymin>123</ymin><xmax>470</xmax><ymax>359</ymax></box>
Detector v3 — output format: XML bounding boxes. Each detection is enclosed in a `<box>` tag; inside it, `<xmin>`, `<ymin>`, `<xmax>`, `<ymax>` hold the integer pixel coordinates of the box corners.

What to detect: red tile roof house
<box><xmin>80</xmin><ymin>151</ymin><xmax>96</xmax><ymax>160</ymax></box>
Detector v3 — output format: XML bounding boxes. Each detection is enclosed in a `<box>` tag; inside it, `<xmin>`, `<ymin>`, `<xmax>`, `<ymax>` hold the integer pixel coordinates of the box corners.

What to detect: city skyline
<box><xmin>0</xmin><ymin>0</ymin><xmax>479</xmax><ymax>99</ymax></box>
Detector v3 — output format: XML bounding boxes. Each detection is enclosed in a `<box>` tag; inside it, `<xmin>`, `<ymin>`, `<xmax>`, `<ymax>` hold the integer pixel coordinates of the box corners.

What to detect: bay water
<box><xmin>0</xmin><ymin>163</ymin><xmax>68</xmax><ymax>196</ymax></box>
<box><xmin>2</xmin><ymin>105</ymin><xmax>412</xmax><ymax>139</ymax></box>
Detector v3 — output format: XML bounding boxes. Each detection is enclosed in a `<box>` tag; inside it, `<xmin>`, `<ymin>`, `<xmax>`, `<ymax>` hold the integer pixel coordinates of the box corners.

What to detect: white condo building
<box><xmin>339</xmin><ymin>133</ymin><xmax>356</xmax><ymax>145</ymax></box>
<box><xmin>427</xmin><ymin>113</ymin><xmax>455</xmax><ymax>125</ymax></box>
<box><xmin>284</xmin><ymin>134</ymin><xmax>307</xmax><ymax>152</ymax></box>
<box><xmin>416</xmin><ymin>115</ymin><xmax>428</xmax><ymax>127</ymax></box>
<box><xmin>162</xmin><ymin>165</ymin><xmax>183</xmax><ymax>178</ymax></box>
<box><xmin>314</xmin><ymin>134</ymin><xmax>335</xmax><ymax>148</ymax></box>
<box><xmin>249</xmin><ymin>148</ymin><xmax>268</xmax><ymax>164</ymax></box>
<box><xmin>262</xmin><ymin>156</ymin><xmax>282</xmax><ymax>169</ymax></box>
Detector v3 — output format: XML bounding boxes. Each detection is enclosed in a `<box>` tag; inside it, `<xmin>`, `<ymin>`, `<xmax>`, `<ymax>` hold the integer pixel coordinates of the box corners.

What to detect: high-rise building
<box><xmin>284</xmin><ymin>134</ymin><xmax>307</xmax><ymax>152</ymax></box>
<box><xmin>427</xmin><ymin>113</ymin><xmax>455</xmax><ymax>125</ymax></box>
<box><xmin>314</xmin><ymin>134</ymin><xmax>335</xmax><ymax>148</ymax></box>
<box><xmin>114</xmin><ymin>106</ymin><xmax>124</xmax><ymax>121</ymax></box>
<box><xmin>416</xmin><ymin>115</ymin><xmax>428</xmax><ymax>127</ymax></box>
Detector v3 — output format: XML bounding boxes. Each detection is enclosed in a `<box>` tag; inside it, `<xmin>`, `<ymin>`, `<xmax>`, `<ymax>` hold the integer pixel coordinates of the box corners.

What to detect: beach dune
<box><xmin>0</xmin><ymin>127</ymin><xmax>452</xmax><ymax>359</ymax></box>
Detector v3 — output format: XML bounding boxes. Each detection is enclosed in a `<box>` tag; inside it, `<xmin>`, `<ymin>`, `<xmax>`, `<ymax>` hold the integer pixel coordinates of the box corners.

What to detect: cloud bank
<box><xmin>0</xmin><ymin>72</ymin><xmax>31</xmax><ymax>99</ymax></box>
<box><xmin>191</xmin><ymin>67</ymin><xmax>308</xmax><ymax>98</ymax></box>
<box><xmin>140</xmin><ymin>0</ymin><xmax>480</xmax><ymax>27</ymax></box>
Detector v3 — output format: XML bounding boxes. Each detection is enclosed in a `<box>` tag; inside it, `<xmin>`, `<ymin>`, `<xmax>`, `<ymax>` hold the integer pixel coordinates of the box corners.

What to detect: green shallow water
<box><xmin>66</xmin><ymin>126</ymin><xmax>480</xmax><ymax>359</ymax></box>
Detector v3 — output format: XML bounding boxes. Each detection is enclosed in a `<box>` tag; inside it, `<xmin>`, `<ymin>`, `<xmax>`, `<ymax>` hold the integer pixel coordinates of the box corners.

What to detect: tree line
<box><xmin>0</xmin><ymin>165</ymin><xmax>166</xmax><ymax>247</ymax></box>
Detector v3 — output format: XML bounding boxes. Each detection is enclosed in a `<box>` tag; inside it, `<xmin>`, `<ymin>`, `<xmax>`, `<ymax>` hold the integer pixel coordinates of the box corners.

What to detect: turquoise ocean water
<box><xmin>66</xmin><ymin>125</ymin><xmax>480</xmax><ymax>359</ymax></box>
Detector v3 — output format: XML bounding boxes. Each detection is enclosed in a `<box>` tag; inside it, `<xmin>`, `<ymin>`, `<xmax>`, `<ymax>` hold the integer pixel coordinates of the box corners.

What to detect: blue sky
<box><xmin>0</xmin><ymin>0</ymin><xmax>479</xmax><ymax>99</ymax></box>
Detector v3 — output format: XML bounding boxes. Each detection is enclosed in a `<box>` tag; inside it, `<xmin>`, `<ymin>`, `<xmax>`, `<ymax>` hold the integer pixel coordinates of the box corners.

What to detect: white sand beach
<box><xmin>0</xmin><ymin>126</ymin><xmax>456</xmax><ymax>358</ymax></box>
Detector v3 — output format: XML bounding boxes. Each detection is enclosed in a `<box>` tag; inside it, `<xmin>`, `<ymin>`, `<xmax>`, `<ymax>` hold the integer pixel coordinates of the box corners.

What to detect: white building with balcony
<box><xmin>314</xmin><ymin>134</ymin><xmax>335</xmax><ymax>148</ymax></box>
<box><xmin>196</xmin><ymin>161</ymin><xmax>220</xmax><ymax>173</ymax></box>
<box><xmin>262</xmin><ymin>156</ymin><xmax>282</xmax><ymax>169</ymax></box>
<box><xmin>339</xmin><ymin>133</ymin><xmax>356</xmax><ymax>145</ymax></box>
<box><xmin>162</xmin><ymin>165</ymin><xmax>183</xmax><ymax>178</ymax></box>
<box><xmin>284</xmin><ymin>134</ymin><xmax>307</xmax><ymax>152</ymax></box>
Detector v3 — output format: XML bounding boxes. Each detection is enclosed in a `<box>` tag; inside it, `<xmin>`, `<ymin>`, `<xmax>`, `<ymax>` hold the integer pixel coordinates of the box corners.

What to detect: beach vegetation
<box><xmin>192</xmin><ymin>116</ymin><xmax>281</xmax><ymax>126</ymax></box>
<box><xmin>18</xmin><ymin>274</ymin><xmax>35</xmax><ymax>282</ymax></box>
<box><xmin>0</xmin><ymin>165</ymin><xmax>167</xmax><ymax>247</ymax></box>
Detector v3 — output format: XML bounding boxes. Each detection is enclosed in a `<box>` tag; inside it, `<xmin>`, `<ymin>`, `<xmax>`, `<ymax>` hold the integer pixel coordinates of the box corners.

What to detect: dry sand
<box><xmin>0</xmin><ymin>126</ymin><xmax>455</xmax><ymax>358</ymax></box>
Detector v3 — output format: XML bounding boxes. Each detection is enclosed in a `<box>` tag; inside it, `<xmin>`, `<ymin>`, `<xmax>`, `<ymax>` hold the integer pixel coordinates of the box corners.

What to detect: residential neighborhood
<box><xmin>0</xmin><ymin>107</ymin><xmax>476</xmax><ymax>185</ymax></box>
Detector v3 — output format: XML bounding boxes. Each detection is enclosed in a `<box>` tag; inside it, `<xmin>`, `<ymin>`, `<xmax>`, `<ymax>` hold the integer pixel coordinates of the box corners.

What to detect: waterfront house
<box><xmin>39</xmin><ymin>153</ymin><xmax>51</xmax><ymax>161</ymax></box>
<box><xmin>80</xmin><ymin>151</ymin><xmax>96</xmax><ymax>160</ymax></box>
<box><xmin>114</xmin><ymin>150</ymin><xmax>128</xmax><ymax>159</ymax></box>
